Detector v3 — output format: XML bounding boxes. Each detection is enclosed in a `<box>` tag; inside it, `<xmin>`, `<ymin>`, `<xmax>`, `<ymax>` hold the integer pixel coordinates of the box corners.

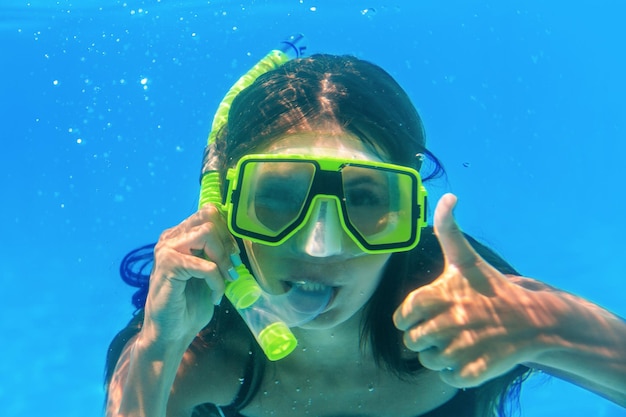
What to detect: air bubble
<box><xmin>361</xmin><ymin>8</ymin><xmax>377</xmax><ymax>16</ymax></box>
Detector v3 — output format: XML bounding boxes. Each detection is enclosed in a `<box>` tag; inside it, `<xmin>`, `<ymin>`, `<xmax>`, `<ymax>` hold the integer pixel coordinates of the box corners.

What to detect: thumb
<box><xmin>434</xmin><ymin>193</ymin><xmax>484</xmax><ymax>272</ymax></box>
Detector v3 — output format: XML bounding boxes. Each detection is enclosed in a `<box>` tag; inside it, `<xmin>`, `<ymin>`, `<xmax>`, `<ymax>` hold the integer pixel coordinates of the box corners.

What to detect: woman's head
<box><xmin>212</xmin><ymin>54</ymin><xmax>441</xmax><ymax>329</ymax></box>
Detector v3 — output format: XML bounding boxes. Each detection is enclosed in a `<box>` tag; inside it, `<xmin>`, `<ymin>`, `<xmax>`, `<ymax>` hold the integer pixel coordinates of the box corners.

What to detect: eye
<box><xmin>253</xmin><ymin>179</ymin><xmax>309</xmax><ymax>232</ymax></box>
<box><xmin>255</xmin><ymin>184</ymin><xmax>306</xmax><ymax>211</ymax></box>
<box><xmin>345</xmin><ymin>187</ymin><xmax>387</xmax><ymax>207</ymax></box>
<box><xmin>344</xmin><ymin>182</ymin><xmax>391</xmax><ymax>236</ymax></box>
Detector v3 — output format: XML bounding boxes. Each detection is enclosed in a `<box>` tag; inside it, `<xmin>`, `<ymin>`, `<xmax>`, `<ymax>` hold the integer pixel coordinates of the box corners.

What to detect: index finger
<box><xmin>393</xmin><ymin>287</ymin><xmax>451</xmax><ymax>331</ymax></box>
<box><xmin>195</xmin><ymin>205</ymin><xmax>240</xmax><ymax>255</ymax></box>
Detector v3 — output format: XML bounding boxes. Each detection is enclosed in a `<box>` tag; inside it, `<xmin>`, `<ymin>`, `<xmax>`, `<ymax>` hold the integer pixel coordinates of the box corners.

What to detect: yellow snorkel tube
<box><xmin>199</xmin><ymin>35</ymin><xmax>306</xmax><ymax>361</ymax></box>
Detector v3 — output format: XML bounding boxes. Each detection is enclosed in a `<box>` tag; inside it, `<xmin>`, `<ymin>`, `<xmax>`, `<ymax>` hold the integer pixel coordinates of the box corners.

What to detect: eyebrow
<box><xmin>256</xmin><ymin>171</ymin><xmax>313</xmax><ymax>190</ymax></box>
<box><xmin>343</xmin><ymin>174</ymin><xmax>387</xmax><ymax>188</ymax></box>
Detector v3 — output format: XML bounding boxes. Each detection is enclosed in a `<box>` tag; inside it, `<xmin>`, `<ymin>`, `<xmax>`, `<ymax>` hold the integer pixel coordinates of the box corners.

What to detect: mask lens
<box><xmin>342</xmin><ymin>165</ymin><xmax>414</xmax><ymax>246</ymax></box>
<box><xmin>229</xmin><ymin>156</ymin><xmax>423</xmax><ymax>252</ymax></box>
<box><xmin>236</xmin><ymin>161</ymin><xmax>315</xmax><ymax>238</ymax></box>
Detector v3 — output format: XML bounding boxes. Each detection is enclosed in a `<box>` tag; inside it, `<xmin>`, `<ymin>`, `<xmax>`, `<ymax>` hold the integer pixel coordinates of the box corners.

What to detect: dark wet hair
<box><xmin>106</xmin><ymin>54</ymin><xmax>530</xmax><ymax>416</ymax></box>
<box><xmin>214</xmin><ymin>54</ymin><xmax>444</xmax><ymax>180</ymax></box>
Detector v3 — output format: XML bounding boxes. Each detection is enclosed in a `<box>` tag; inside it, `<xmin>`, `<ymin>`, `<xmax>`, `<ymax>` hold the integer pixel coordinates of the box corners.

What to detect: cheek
<box><xmin>340</xmin><ymin>255</ymin><xmax>391</xmax><ymax>298</ymax></box>
<box><xmin>243</xmin><ymin>240</ymin><xmax>285</xmax><ymax>268</ymax></box>
<box><xmin>242</xmin><ymin>241</ymin><xmax>288</xmax><ymax>292</ymax></box>
<box><xmin>351</xmin><ymin>254</ymin><xmax>392</xmax><ymax>279</ymax></box>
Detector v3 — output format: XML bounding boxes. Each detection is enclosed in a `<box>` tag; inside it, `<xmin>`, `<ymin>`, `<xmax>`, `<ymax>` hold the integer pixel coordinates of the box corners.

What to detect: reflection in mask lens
<box><xmin>248</xmin><ymin>162</ymin><xmax>315</xmax><ymax>235</ymax></box>
<box><xmin>343</xmin><ymin>165</ymin><xmax>413</xmax><ymax>246</ymax></box>
<box><xmin>342</xmin><ymin>165</ymin><xmax>391</xmax><ymax>236</ymax></box>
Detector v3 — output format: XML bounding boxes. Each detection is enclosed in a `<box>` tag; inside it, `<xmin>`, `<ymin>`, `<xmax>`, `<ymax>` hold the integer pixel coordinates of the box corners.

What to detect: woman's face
<box><xmin>241</xmin><ymin>131</ymin><xmax>392</xmax><ymax>329</ymax></box>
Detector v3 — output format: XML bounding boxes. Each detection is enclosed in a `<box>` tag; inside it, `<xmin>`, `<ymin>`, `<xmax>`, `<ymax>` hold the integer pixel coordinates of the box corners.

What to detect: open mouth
<box><xmin>281</xmin><ymin>280</ymin><xmax>337</xmax><ymax>316</ymax></box>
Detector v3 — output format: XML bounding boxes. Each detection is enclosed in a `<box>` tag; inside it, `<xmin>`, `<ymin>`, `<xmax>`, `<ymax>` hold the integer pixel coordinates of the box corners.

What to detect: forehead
<box><xmin>258</xmin><ymin>132</ymin><xmax>386</xmax><ymax>162</ymax></box>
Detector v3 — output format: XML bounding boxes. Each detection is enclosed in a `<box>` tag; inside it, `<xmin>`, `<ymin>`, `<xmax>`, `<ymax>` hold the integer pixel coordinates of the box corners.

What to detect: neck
<box><xmin>290</xmin><ymin>310</ymin><xmax>370</xmax><ymax>363</ymax></box>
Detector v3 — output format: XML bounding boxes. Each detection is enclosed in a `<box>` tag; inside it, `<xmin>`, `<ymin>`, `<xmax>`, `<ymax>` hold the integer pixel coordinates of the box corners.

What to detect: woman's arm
<box><xmin>393</xmin><ymin>194</ymin><xmax>626</xmax><ymax>407</ymax></box>
<box><xmin>510</xmin><ymin>276</ymin><xmax>626</xmax><ymax>405</ymax></box>
<box><xmin>106</xmin><ymin>333</ymin><xmax>193</xmax><ymax>417</ymax></box>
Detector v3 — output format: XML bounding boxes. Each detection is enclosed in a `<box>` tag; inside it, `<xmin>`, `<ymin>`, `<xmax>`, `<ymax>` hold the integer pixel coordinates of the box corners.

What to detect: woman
<box><xmin>104</xmin><ymin>54</ymin><xmax>626</xmax><ymax>417</ymax></box>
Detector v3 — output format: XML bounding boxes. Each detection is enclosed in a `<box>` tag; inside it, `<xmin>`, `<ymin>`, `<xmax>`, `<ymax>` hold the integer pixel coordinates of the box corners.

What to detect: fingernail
<box><xmin>211</xmin><ymin>291</ymin><xmax>224</xmax><ymax>306</ymax></box>
<box><xmin>212</xmin><ymin>292</ymin><xmax>223</xmax><ymax>305</ymax></box>
<box><xmin>228</xmin><ymin>266</ymin><xmax>240</xmax><ymax>280</ymax></box>
<box><xmin>230</xmin><ymin>253</ymin><xmax>243</xmax><ymax>267</ymax></box>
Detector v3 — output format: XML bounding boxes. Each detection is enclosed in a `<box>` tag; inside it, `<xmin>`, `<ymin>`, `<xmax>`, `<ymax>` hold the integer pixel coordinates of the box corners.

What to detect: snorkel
<box><xmin>199</xmin><ymin>35</ymin><xmax>331</xmax><ymax>361</ymax></box>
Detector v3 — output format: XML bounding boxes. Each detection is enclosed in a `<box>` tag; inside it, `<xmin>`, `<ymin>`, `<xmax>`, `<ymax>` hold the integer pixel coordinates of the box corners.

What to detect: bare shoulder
<box><xmin>106</xmin><ymin>333</ymin><xmax>137</xmax><ymax>416</ymax></box>
<box><xmin>169</xmin><ymin>325</ymin><xmax>254</xmax><ymax>411</ymax></box>
<box><xmin>106</xmin><ymin>327</ymin><xmax>251</xmax><ymax>416</ymax></box>
<box><xmin>505</xmin><ymin>274</ymin><xmax>558</xmax><ymax>291</ymax></box>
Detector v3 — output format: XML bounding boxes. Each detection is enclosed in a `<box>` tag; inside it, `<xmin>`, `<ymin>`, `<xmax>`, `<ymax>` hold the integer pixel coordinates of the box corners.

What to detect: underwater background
<box><xmin>1</xmin><ymin>1</ymin><xmax>624</xmax><ymax>416</ymax></box>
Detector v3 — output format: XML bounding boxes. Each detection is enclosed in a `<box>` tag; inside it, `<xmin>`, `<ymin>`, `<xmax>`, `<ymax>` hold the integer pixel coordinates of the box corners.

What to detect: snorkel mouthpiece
<box><xmin>199</xmin><ymin>35</ymin><xmax>307</xmax><ymax>361</ymax></box>
<box><xmin>235</xmin><ymin>283</ymin><xmax>332</xmax><ymax>360</ymax></box>
<box><xmin>283</xmin><ymin>283</ymin><xmax>333</xmax><ymax>325</ymax></box>
<box><xmin>225</xmin><ymin>272</ymin><xmax>331</xmax><ymax>360</ymax></box>
<box><xmin>223</xmin><ymin>271</ymin><xmax>298</xmax><ymax>361</ymax></box>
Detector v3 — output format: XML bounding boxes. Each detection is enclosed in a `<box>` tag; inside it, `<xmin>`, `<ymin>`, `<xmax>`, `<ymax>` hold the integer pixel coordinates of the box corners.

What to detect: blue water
<box><xmin>1</xmin><ymin>1</ymin><xmax>624</xmax><ymax>416</ymax></box>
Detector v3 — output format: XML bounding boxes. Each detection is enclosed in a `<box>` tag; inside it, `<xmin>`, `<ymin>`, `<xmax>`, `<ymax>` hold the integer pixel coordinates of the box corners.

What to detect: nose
<box><xmin>296</xmin><ymin>197</ymin><xmax>343</xmax><ymax>257</ymax></box>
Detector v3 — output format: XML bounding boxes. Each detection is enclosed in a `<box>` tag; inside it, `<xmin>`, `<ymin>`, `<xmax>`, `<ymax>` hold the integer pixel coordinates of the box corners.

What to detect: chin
<box><xmin>295</xmin><ymin>308</ymin><xmax>353</xmax><ymax>330</ymax></box>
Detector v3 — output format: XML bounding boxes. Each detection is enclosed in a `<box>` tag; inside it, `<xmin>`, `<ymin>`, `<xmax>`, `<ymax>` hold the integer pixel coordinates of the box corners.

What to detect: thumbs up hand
<box><xmin>394</xmin><ymin>194</ymin><xmax>546</xmax><ymax>388</ymax></box>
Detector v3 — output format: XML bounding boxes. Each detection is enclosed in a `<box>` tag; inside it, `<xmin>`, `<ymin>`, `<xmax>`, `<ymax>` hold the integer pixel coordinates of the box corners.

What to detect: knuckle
<box><xmin>409</xmin><ymin>326</ymin><xmax>423</xmax><ymax>343</ymax></box>
<box><xmin>158</xmin><ymin>225</ymin><xmax>178</xmax><ymax>241</ymax></box>
<box><xmin>198</xmin><ymin>220</ymin><xmax>218</xmax><ymax>236</ymax></box>
<box><xmin>153</xmin><ymin>243</ymin><xmax>173</xmax><ymax>260</ymax></box>
<box><xmin>403</xmin><ymin>330</ymin><xmax>415</xmax><ymax>348</ymax></box>
<box><xmin>203</xmin><ymin>260</ymin><xmax>219</xmax><ymax>276</ymax></box>
<box><xmin>198</xmin><ymin>204</ymin><xmax>222</xmax><ymax>220</ymax></box>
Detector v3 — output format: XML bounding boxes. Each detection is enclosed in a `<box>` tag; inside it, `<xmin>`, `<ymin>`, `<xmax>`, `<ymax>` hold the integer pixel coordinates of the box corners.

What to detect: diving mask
<box><xmin>224</xmin><ymin>154</ymin><xmax>428</xmax><ymax>253</ymax></box>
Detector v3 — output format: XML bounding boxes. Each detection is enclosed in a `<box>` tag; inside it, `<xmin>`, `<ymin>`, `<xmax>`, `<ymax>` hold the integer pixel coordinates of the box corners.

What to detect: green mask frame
<box><xmin>225</xmin><ymin>154</ymin><xmax>428</xmax><ymax>253</ymax></box>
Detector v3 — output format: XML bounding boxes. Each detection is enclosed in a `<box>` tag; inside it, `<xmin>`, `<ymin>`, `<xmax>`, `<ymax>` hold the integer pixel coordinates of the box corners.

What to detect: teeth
<box><xmin>292</xmin><ymin>281</ymin><xmax>329</xmax><ymax>292</ymax></box>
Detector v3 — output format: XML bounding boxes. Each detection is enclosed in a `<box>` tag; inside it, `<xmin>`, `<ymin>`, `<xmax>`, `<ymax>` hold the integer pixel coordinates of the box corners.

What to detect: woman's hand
<box><xmin>393</xmin><ymin>194</ymin><xmax>559</xmax><ymax>388</ymax></box>
<box><xmin>394</xmin><ymin>193</ymin><xmax>626</xmax><ymax>404</ymax></box>
<box><xmin>141</xmin><ymin>205</ymin><xmax>241</xmax><ymax>347</ymax></box>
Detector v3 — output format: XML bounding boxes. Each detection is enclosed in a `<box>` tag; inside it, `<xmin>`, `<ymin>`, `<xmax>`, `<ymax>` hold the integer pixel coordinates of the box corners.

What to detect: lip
<box><xmin>283</xmin><ymin>261</ymin><xmax>350</xmax><ymax>285</ymax></box>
